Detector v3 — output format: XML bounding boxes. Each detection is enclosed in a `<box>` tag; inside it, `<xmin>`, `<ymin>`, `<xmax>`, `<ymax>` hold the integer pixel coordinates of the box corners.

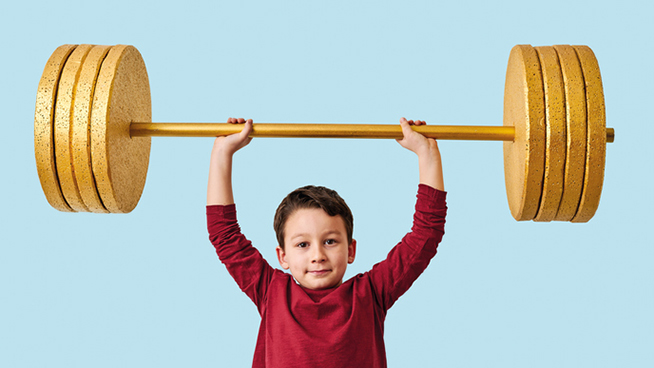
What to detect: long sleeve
<box><xmin>207</xmin><ymin>204</ymin><xmax>275</xmax><ymax>312</ymax></box>
<box><xmin>368</xmin><ymin>184</ymin><xmax>447</xmax><ymax>311</ymax></box>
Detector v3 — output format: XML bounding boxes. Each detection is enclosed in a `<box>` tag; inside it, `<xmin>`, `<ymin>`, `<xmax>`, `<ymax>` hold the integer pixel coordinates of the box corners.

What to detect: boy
<box><xmin>207</xmin><ymin>117</ymin><xmax>446</xmax><ymax>367</ymax></box>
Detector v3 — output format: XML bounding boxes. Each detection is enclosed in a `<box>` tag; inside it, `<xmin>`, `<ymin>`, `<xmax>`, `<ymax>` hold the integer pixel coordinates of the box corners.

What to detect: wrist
<box><xmin>417</xmin><ymin>147</ymin><xmax>444</xmax><ymax>191</ymax></box>
<box><xmin>417</xmin><ymin>149</ymin><xmax>440</xmax><ymax>167</ymax></box>
<box><xmin>211</xmin><ymin>144</ymin><xmax>236</xmax><ymax>161</ymax></box>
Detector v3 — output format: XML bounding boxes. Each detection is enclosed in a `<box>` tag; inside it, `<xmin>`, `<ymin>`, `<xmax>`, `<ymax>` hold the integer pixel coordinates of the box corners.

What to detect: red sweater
<box><xmin>207</xmin><ymin>185</ymin><xmax>447</xmax><ymax>367</ymax></box>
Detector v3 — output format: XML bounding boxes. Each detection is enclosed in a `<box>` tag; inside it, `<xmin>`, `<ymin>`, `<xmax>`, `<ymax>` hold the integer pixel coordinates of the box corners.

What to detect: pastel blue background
<box><xmin>1</xmin><ymin>1</ymin><xmax>652</xmax><ymax>367</ymax></box>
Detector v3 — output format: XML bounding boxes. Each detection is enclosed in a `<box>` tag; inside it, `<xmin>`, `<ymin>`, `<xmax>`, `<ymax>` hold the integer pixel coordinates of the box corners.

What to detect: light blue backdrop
<box><xmin>1</xmin><ymin>1</ymin><xmax>652</xmax><ymax>367</ymax></box>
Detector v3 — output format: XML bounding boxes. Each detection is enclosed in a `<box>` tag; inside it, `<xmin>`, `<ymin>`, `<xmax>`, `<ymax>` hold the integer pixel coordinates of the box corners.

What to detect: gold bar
<box><xmin>130</xmin><ymin>122</ymin><xmax>615</xmax><ymax>142</ymax></box>
<box><xmin>131</xmin><ymin>122</ymin><xmax>516</xmax><ymax>141</ymax></box>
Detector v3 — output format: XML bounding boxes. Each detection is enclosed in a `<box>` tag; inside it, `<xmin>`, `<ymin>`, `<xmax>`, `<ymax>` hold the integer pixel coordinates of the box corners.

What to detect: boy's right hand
<box><xmin>207</xmin><ymin>118</ymin><xmax>253</xmax><ymax>205</ymax></box>
<box><xmin>212</xmin><ymin>118</ymin><xmax>253</xmax><ymax>157</ymax></box>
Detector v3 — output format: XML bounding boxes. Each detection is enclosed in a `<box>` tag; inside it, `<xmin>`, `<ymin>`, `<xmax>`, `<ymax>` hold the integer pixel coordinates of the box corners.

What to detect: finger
<box><xmin>237</xmin><ymin>118</ymin><xmax>245</xmax><ymax>124</ymax></box>
<box><xmin>399</xmin><ymin>117</ymin><xmax>409</xmax><ymax>131</ymax></box>
<box><xmin>227</xmin><ymin>117</ymin><xmax>235</xmax><ymax>124</ymax></box>
<box><xmin>399</xmin><ymin>118</ymin><xmax>414</xmax><ymax>139</ymax></box>
<box><xmin>240</xmin><ymin>119</ymin><xmax>253</xmax><ymax>138</ymax></box>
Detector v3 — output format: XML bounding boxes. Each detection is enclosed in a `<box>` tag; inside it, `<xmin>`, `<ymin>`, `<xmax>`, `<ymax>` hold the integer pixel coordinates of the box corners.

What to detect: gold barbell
<box><xmin>130</xmin><ymin>122</ymin><xmax>613</xmax><ymax>141</ymax></box>
<box><xmin>35</xmin><ymin>44</ymin><xmax>613</xmax><ymax>221</ymax></box>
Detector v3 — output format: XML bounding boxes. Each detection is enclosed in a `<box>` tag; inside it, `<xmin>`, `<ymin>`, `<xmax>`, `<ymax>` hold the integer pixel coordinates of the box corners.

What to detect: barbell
<box><xmin>34</xmin><ymin>44</ymin><xmax>613</xmax><ymax>222</ymax></box>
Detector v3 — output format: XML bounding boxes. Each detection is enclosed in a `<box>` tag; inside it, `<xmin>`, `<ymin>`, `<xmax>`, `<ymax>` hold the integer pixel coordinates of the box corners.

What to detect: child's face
<box><xmin>276</xmin><ymin>208</ymin><xmax>356</xmax><ymax>290</ymax></box>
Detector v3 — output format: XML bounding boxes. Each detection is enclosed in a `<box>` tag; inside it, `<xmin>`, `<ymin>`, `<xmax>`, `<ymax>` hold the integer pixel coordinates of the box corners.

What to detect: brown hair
<box><xmin>274</xmin><ymin>185</ymin><xmax>353</xmax><ymax>250</ymax></box>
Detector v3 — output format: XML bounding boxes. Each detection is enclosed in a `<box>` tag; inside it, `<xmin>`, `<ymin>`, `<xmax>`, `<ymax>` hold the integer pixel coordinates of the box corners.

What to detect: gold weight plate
<box><xmin>503</xmin><ymin>45</ymin><xmax>546</xmax><ymax>221</ymax></box>
<box><xmin>72</xmin><ymin>45</ymin><xmax>112</xmax><ymax>213</ymax></box>
<box><xmin>91</xmin><ymin>45</ymin><xmax>151</xmax><ymax>213</ymax></box>
<box><xmin>34</xmin><ymin>44</ymin><xmax>77</xmax><ymax>212</ymax></box>
<box><xmin>54</xmin><ymin>44</ymin><xmax>93</xmax><ymax>212</ymax></box>
<box><xmin>533</xmin><ymin>46</ymin><xmax>566</xmax><ymax>222</ymax></box>
<box><xmin>553</xmin><ymin>45</ymin><xmax>587</xmax><ymax>221</ymax></box>
<box><xmin>571</xmin><ymin>45</ymin><xmax>606</xmax><ymax>223</ymax></box>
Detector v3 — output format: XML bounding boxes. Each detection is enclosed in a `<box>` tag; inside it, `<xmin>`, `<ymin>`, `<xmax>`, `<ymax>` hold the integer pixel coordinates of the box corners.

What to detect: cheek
<box><xmin>332</xmin><ymin>248</ymin><xmax>350</xmax><ymax>264</ymax></box>
<box><xmin>288</xmin><ymin>252</ymin><xmax>307</xmax><ymax>268</ymax></box>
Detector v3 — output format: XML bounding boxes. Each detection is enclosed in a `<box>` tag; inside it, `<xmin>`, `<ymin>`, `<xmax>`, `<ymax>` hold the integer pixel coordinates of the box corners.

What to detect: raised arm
<box><xmin>207</xmin><ymin>118</ymin><xmax>276</xmax><ymax>310</ymax></box>
<box><xmin>364</xmin><ymin>118</ymin><xmax>446</xmax><ymax>310</ymax></box>
<box><xmin>396</xmin><ymin>117</ymin><xmax>444</xmax><ymax>191</ymax></box>
<box><xmin>207</xmin><ymin>118</ymin><xmax>253</xmax><ymax>205</ymax></box>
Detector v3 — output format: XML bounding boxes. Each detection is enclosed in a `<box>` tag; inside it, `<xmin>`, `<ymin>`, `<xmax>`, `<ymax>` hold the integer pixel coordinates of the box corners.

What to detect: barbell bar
<box><xmin>34</xmin><ymin>44</ymin><xmax>613</xmax><ymax>221</ymax></box>
<box><xmin>129</xmin><ymin>122</ymin><xmax>613</xmax><ymax>141</ymax></box>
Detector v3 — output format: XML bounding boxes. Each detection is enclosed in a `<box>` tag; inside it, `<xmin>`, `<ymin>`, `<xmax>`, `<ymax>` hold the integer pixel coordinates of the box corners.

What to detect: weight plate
<box><xmin>91</xmin><ymin>45</ymin><xmax>151</xmax><ymax>213</ymax></box>
<box><xmin>54</xmin><ymin>44</ymin><xmax>93</xmax><ymax>212</ymax></box>
<box><xmin>571</xmin><ymin>45</ymin><xmax>606</xmax><ymax>223</ymax></box>
<box><xmin>553</xmin><ymin>45</ymin><xmax>587</xmax><ymax>221</ymax></box>
<box><xmin>503</xmin><ymin>45</ymin><xmax>546</xmax><ymax>221</ymax></box>
<box><xmin>72</xmin><ymin>45</ymin><xmax>112</xmax><ymax>213</ymax></box>
<box><xmin>34</xmin><ymin>44</ymin><xmax>77</xmax><ymax>212</ymax></box>
<box><xmin>533</xmin><ymin>46</ymin><xmax>566</xmax><ymax>222</ymax></box>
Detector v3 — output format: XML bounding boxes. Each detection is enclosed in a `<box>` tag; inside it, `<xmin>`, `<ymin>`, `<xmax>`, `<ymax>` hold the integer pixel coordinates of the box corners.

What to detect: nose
<box><xmin>311</xmin><ymin>245</ymin><xmax>326</xmax><ymax>263</ymax></box>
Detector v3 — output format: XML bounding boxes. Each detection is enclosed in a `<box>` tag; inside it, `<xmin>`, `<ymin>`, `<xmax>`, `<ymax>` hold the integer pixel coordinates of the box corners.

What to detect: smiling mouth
<box><xmin>308</xmin><ymin>270</ymin><xmax>331</xmax><ymax>275</ymax></box>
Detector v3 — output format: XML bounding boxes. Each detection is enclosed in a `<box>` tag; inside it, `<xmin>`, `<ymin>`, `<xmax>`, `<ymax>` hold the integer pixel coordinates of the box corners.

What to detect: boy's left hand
<box><xmin>396</xmin><ymin>117</ymin><xmax>444</xmax><ymax>191</ymax></box>
<box><xmin>396</xmin><ymin>117</ymin><xmax>439</xmax><ymax>158</ymax></box>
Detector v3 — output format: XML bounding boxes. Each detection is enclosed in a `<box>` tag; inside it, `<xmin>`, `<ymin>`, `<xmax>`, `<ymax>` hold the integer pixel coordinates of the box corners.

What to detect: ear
<box><xmin>276</xmin><ymin>246</ymin><xmax>290</xmax><ymax>270</ymax></box>
<box><xmin>347</xmin><ymin>239</ymin><xmax>357</xmax><ymax>264</ymax></box>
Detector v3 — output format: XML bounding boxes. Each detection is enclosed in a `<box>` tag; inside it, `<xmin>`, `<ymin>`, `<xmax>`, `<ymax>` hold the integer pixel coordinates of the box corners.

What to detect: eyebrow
<box><xmin>288</xmin><ymin>230</ymin><xmax>344</xmax><ymax>241</ymax></box>
<box><xmin>322</xmin><ymin>230</ymin><xmax>343</xmax><ymax>237</ymax></box>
